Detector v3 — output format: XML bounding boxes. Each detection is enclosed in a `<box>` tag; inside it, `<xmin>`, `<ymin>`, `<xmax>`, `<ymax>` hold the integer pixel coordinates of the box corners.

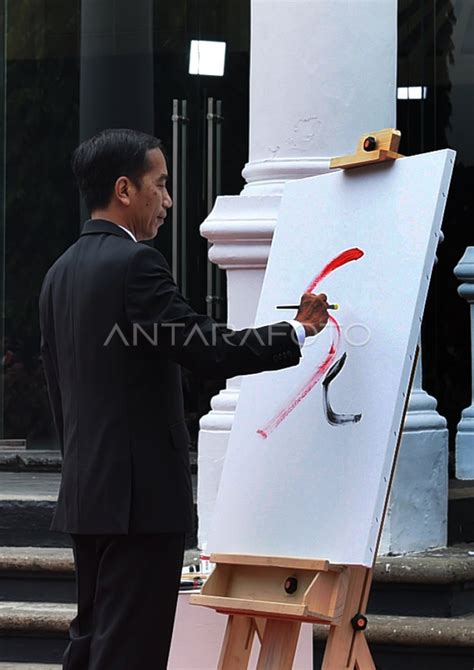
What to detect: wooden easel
<box><xmin>191</xmin><ymin>130</ymin><xmax>410</xmax><ymax>670</ymax></box>
<box><xmin>191</xmin><ymin>555</ymin><xmax>376</xmax><ymax>669</ymax></box>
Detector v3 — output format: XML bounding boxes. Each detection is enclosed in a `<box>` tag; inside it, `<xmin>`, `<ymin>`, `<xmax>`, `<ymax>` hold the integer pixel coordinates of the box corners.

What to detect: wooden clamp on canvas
<box><xmin>330</xmin><ymin>128</ymin><xmax>403</xmax><ymax>170</ymax></box>
<box><xmin>191</xmin><ymin>131</ymin><xmax>411</xmax><ymax>670</ymax></box>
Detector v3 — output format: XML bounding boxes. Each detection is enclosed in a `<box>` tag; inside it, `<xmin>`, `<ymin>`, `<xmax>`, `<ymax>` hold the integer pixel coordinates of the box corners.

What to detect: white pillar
<box><xmin>198</xmin><ymin>0</ymin><xmax>397</xmax><ymax>550</ymax></box>
<box><xmin>380</xmin><ymin>223</ymin><xmax>449</xmax><ymax>554</ymax></box>
<box><xmin>379</xmin><ymin>342</ymin><xmax>449</xmax><ymax>554</ymax></box>
<box><xmin>454</xmin><ymin>247</ymin><xmax>474</xmax><ymax>479</ymax></box>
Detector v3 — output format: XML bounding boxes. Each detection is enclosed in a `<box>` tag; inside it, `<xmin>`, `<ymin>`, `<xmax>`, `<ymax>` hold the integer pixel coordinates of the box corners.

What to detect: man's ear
<box><xmin>115</xmin><ymin>176</ymin><xmax>131</xmax><ymax>206</ymax></box>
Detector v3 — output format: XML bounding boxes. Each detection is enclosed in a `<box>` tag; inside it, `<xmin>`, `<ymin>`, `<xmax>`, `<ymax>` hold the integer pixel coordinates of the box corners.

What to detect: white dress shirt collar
<box><xmin>117</xmin><ymin>225</ymin><xmax>137</xmax><ymax>243</ymax></box>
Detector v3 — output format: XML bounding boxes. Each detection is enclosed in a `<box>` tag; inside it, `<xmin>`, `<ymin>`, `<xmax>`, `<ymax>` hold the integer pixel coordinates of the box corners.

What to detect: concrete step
<box><xmin>0</xmin><ymin>449</ymin><xmax>198</xmax><ymax>474</ymax></box>
<box><xmin>2</xmin><ymin>544</ymin><xmax>473</xmax><ymax>616</ymax></box>
<box><xmin>1</xmin><ymin>601</ymin><xmax>474</xmax><ymax>667</ymax></box>
<box><xmin>448</xmin><ymin>479</ymin><xmax>474</xmax><ymax>544</ymax></box>
<box><xmin>0</xmin><ymin>471</ymin><xmax>198</xmax><ymax>549</ymax></box>
<box><xmin>314</xmin><ymin>614</ymin><xmax>474</xmax><ymax>669</ymax></box>
<box><xmin>369</xmin><ymin>543</ymin><xmax>474</xmax><ymax>617</ymax></box>
<box><xmin>0</xmin><ymin>473</ymin><xmax>66</xmax><ymax>549</ymax></box>
<box><xmin>0</xmin><ymin>451</ymin><xmax>61</xmax><ymax>473</ymax></box>
<box><xmin>0</xmin><ymin>546</ymin><xmax>200</xmax><ymax>605</ymax></box>
<box><xmin>0</xmin><ymin>600</ymin><xmax>69</xmax><ymax>665</ymax></box>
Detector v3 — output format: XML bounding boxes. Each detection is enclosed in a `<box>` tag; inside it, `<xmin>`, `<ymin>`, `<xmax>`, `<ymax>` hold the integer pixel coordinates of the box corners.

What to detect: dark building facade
<box><xmin>0</xmin><ymin>0</ymin><xmax>472</xmax><ymax>472</ymax></box>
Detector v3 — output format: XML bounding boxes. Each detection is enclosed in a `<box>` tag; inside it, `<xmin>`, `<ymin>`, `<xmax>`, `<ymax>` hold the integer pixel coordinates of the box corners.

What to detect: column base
<box><xmin>197</xmin><ymin>429</ymin><xmax>230</xmax><ymax>551</ymax></box>
<box><xmin>455</xmin><ymin>432</ymin><xmax>474</xmax><ymax>480</ymax></box>
<box><xmin>379</xmin><ymin>429</ymin><xmax>448</xmax><ymax>555</ymax></box>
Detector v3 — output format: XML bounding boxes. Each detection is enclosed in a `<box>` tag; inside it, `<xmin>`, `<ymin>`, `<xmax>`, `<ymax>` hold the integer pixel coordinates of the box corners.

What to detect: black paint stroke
<box><xmin>322</xmin><ymin>352</ymin><xmax>362</xmax><ymax>426</ymax></box>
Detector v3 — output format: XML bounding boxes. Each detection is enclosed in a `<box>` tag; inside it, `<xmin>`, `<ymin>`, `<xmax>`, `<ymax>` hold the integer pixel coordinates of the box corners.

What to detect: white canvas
<box><xmin>208</xmin><ymin>149</ymin><xmax>455</xmax><ymax>567</ymax></box>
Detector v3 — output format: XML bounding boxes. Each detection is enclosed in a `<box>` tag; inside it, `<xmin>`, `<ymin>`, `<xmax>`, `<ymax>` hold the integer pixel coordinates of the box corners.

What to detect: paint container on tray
<box><xmin>200</xmin><ymin>554</ymin><xmax>215</xmax><ymax>574</ymax></box>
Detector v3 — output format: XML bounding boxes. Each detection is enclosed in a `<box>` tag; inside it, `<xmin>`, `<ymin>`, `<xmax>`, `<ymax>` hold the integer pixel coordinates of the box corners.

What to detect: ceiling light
<box><xmin>189</xmin><ymin>40</ymin><xmax>226</xmax><ymax>77</ymax></box>
<box><xmin>397</xmin><ymin>86</ymin><xmax>427</xmax><ymax>100</ymax></box>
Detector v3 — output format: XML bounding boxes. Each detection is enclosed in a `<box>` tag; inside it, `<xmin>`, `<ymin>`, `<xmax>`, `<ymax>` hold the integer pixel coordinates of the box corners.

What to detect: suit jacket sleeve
<box><xmin>39</xmin><ymin>286</ymin><xmax>64</xmax><ymax>455</ymax></box>
<box><xmin>125</xmin><ymin>245</ymin><xmax>302</xmax><ymax>379</ymax></box>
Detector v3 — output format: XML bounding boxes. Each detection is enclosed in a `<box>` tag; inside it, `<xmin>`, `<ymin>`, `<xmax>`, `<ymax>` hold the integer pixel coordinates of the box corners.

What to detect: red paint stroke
<box><xmin>305</xmin><ymin>248</ymin><xmax>364</xmax><ymax>293</ymax></box>
<box><xmin>258</xmin><ymin>317</ymin><xmax>341</xmax><ymax>439</ymax></box>
<box><xmin>257</xmin><ymin>247</ymin><xmax>365</xmax><ymax>440</ymax></box>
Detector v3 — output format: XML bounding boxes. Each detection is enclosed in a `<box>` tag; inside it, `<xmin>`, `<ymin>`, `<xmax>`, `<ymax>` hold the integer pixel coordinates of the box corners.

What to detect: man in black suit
<box><xmin>39</xmin><ymin>128</ymin><xmax>329</xmax><ymax>669</ymax></box>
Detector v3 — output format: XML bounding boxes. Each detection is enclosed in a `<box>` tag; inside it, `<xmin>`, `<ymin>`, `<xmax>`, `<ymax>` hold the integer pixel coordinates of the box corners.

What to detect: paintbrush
<box><xmin>276</xmin><ymin>303</ymin><xmax>339</xmax><ymax>310</ymax></box>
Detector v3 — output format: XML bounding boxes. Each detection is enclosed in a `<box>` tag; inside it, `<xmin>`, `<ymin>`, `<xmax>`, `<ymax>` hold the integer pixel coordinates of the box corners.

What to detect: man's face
<box><xmin>128</xmin><ymin>148</ymin><xmax>172</xmax><ymax>241</ymax></box>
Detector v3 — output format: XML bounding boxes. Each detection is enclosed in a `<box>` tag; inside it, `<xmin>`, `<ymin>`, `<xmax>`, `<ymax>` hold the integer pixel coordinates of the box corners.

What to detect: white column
<box><xmin>454</xmin><ymin>247</ymin><xmax>474</xmax><ymax>479</ymax></box>
<box><xmin>379</xmin><ymin>222</ymin><xmax>449</xmax><ymax>554</ymax></box>
<box><xmin>198</xmin><ymin>0</ymin><xmax>397</xmax><ymax>550</ymax></box>
<box><xmin>379</xmin><ymin>343</ymin><xmax>449</xmax><ymax>554</ymax></box>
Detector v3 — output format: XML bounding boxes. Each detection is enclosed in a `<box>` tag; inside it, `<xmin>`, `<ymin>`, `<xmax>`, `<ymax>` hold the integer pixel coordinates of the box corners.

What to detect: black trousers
<box><xmin>63</xmin><ymin>533</ymin><xmax>185</xmax><ymax>670</ymax></box>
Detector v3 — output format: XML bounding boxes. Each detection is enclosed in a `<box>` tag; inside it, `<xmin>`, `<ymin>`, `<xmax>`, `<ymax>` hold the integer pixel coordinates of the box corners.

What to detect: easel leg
<box><xmin>218</xmin><ymin>615</ymin><xmax>256</xmax><ymax>669</ymax></box>
<box><xmin>254</xmin><ymin>617</ymin><xmax>267</xmax><ymax>643</ymax></box>
<box><xmin>321</xmin><ymin>567</ymin><xmax>375</xmax><ymax>670</ymax></box>
<box><xmin>354</xmin><ymin>634</ymin><xmax>375</xmax><ymax>670</ymax></box>
<box><xmin>256</xmin><ymin>619</ymin><xmax>301</xmax><ymax>670</ymax></box>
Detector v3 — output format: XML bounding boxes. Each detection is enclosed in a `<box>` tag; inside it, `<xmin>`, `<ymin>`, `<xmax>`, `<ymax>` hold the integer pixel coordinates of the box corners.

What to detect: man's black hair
<box><xmin>71</xmin><ymin>128</ymin><xmax>164</xmax><ymax>213</ymax></box>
